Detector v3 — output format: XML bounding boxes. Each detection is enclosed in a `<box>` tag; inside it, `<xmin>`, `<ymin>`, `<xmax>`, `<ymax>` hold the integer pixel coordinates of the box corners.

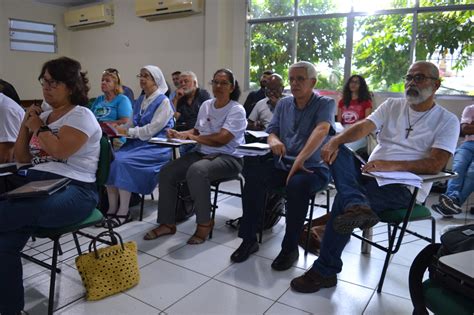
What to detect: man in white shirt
<box><xmin>247</xmin><ymin>74</ymin><xmax>284</xmax><ymax>131</ymax></box>
<box><xmin>0</xmin><ymin>93</ymin><xmax>24</xmax><ymax>162</ymax></box>
<box><xmin>290</xmin><ymin>61</ymin><xmax>459</xmax><ymax>293</ymax></box>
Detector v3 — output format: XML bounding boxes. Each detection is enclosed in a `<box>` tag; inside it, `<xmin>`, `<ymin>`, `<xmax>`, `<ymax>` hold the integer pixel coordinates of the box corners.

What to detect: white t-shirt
<box><xmin>0</xmin><ymin>93</ymin><xmax>24</xmax><ymax>142</ymax></box>
<box><xmin>460</xmin><ymin>104</ymin><xmax>474</xmax><ymax>142</ymax></box>
<box><xmin>248</xmin><ymin>97</ymin><xmax>275</xmax><ymax>128</ymax></box>
<box><xmin>367</xmin><ymin>98</ymin><xmax>459</xmax><ymax>201</ymax></box>
<box><xmin>31</xmin><ymin>106</ymin><xmax>102</xmax><ymax>183</ymax></box>
<box><xmin>194</xmin><ymin>99</ymin><xmax>247</xmax><ymax>157</ymax></box>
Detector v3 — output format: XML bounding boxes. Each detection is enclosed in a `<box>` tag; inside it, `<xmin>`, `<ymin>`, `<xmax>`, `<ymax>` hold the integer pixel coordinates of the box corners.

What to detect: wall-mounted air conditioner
<box><xmin>136</xmin><ymin>0</ymin><xmax>203</xmax><ymax>20</ymax></box>
<box><xmin>64</xmin><ymin>3</ymin><xmax>114</xmax><ymax>30</ymax></box>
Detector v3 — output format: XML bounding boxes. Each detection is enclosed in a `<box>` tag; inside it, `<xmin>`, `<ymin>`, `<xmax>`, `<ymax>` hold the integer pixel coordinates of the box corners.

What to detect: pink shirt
<box><xmin>461</xmin><ymin>105</ymin><xmax>474</xmax><ymax>142</ymax></box>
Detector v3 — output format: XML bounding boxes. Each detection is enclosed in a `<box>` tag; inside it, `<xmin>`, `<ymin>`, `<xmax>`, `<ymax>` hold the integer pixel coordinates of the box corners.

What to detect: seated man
<box><xmin>289</xmin><ymin>61</ymin><xmax>459</xmax><ymax>293</ymax></box>
<box><xmin>168</xmin><ymin>70</ymin><xmax>181</xmax><ymax>103</ymax></box>
<box><xmin>432</xmin><ymin>104</ymin><xmax>474</xmax><ymax>216</ymax></box>
<box><xmin>247</xmin><ymin>74</ymin><xmax>285</xmax><ymax>131</ymax></box>
<box><xmin>243</xmin><ymin>70</ymin><xmax>273</xmax><ymax>117</ymax></box>
<box><xmin>231</xmin><ymin>61</ymin><xmax>335</xmax><ymax>268</ymax></box>
<box><xmin>0</xmin><ymin>78</ymin><xmax>21</xmax><ymax>105</ymax></box>
<box><xmin>172</xmin><ymin>71</ymin><xmax>211</xmax><ymax>131</ymax></box>
<box><xmin>0</xmin><ymin>93</ymin><xmax>25</xmax><ymax>162</ymax></box>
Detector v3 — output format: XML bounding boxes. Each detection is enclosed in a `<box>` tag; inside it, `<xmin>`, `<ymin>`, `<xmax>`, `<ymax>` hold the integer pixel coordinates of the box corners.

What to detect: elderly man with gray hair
<box><xmin>231</xmin><ymin>61</ymin><xmax>336</xmax><ymax>269</ymax></box>
<box><xmin>172</xmin><ymin>71</ymin><xmax>211</xmax><ymax>131</ymax></box>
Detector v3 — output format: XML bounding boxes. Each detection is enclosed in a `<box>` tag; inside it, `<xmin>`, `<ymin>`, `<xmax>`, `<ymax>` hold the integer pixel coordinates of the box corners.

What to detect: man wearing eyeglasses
<box><xmin>247</xmin><ymin>74</ymin><xmax>285</xmax><ymax>131</ymax></box>
<box><xmin>288</xmin><ymin>61</ymin><xmax>460</xmax><ymax>294</ymax></box>
<box><xmin>231</xmin><ymin>61</ymin><xmax>336</xmax><ymax>270</ymax></box>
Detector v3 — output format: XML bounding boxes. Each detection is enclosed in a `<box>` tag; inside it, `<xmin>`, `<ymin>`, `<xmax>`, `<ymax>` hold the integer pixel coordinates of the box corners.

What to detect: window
<box><xmin>9</xmin><ymin>19</ymin><xmax>56</xmax><ymax>53</ymax></box>
<box><xmin>248</xmin><ymin>0</ymin><xmax>474</xmax><ymax>95</ymax></box>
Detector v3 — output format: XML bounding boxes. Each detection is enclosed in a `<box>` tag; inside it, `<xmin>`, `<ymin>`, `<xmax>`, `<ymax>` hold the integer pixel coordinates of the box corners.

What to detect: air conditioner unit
<box><xmin>64</xmin><ymin>3</ymin><xmax>114</xmax><ymax>30</ymax></box>
<box><xmin>136</xmin><ymin>0</ymin><xmax>203</xmax><ymax>20</ymax></box>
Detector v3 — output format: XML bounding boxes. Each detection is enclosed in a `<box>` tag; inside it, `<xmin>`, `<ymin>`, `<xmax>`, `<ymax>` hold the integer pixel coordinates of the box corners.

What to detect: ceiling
<box><xmin>34</xmin><ymin>0</ymin><xmax>102</xmax><ymax>7</ymax></box>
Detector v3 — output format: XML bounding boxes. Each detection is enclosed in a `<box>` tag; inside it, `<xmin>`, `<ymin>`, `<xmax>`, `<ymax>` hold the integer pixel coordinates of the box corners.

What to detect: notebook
<box><xmin>4</xmin><ymin>178</ymin><xmax>71</xmax><ymax>199</ymax></box>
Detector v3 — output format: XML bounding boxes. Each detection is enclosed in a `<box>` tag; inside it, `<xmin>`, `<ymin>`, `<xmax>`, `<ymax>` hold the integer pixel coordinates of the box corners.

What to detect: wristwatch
<box><xmin>36</xmin><ymin>125</ymin><xmax>52</xmax><ymax>136</ymax></box>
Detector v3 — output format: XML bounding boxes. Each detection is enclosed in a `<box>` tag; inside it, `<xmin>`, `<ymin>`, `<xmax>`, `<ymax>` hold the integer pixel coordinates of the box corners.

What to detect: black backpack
<box><xmin>261</xmin><ymin>192</ymin><xmax>285</xmax><ymax>230</ymax></box>
<box><xmin>175</xmin><ymin>182</ymin><xmax>195</xmax><ymax>222</ymax></box>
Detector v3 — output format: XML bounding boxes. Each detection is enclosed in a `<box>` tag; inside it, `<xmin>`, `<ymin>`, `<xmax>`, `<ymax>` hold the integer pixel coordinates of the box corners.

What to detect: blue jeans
<box><xmin>311</xmin><ymin>146</ymin><xmax>412</xmax><ymax>276</ymax></box>
<box><xmin>446</xmin><ymin>141</ymin><xmax>474</xmax><ymax>205</ymax></box>
<box><xmin>238</xmin><ymin>155</ymin><xmax>330</xmax><ymax>252</ymax></box>
<box><xmin>0</xmin><ymin>170</ymin><xmax>98</xmax><ymax>315</ymax></box>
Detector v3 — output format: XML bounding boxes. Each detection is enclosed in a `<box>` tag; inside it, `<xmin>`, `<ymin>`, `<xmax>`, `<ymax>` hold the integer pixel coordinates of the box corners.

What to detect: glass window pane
<box><xmin>416</xmin><ymin>11</ymin><xmax>474</xmax><ymax>95</ymax></box>
<box><xmin>10</xmin><ymin>42</ymin><xmax>55</xmax><ymax>53</ymax></box>
<box><xmin>249</xmin><ymin>22</ymin><xmax>295</xmax><ymax>88</ymax></box>
<box><xmin>298</xmin><ymin>0</ymin><xmax>350</xmax><ymax>15</ymax></box>
<box><xmin>420</xmin><ymin>0</ymin><xmax>472</xmax><ymax>7</ymax></box>
<box><xmin>297</xmin><ymin>18</ymin><xmax>346</xmax><ymax>92</ymax></box>
<box><xmin>352</xmin><ymin>14</ymin><xmax>413</xmax><ymax>92</ymax></box>
<box><xmin>10</xmin><ymin>20</ymin><xmax>54</xmax><ymax>33</ymax></box>
<box><xmin>249</xmin><ymin>0</ymin><xmax>295</xmax><ymax>19</ymax></box>
<box><xmin>352</xmin><ymin>0</ymin><xmax>414</xmax><ymax>11</ymax></box>
<box><xmin>10</xmin><ymin>31</ymin><xmax>55</xmax><ymax>43</ymax></box>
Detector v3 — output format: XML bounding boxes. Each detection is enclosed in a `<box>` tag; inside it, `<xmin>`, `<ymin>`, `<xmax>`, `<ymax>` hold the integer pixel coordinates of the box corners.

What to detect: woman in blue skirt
<box><xmin>105</xmin><ymin>65</ymin><xmax>174</xmax><ymax>226</ymax></box>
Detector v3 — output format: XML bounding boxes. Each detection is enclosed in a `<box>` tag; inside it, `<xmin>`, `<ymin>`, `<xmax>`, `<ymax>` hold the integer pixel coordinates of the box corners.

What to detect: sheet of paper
<box><xmin>245</xmin><ymin>130</ymin><xmax>269</xmax><ymax>138</ymax></box>
<box><xmin>149</xmin><ymin>137</ymin><xmax>196</xmax><ymax>144</ymax></box>
<box><xmin>234</xmin><ymin>148</ymin><xmax>271</xmax><ymax>156</ymax></box>
<box><xmin>238</xmin><ymin>142</ymin><xmax>270</xmax><ymax>150</ymax></box>
<box><xmin>370</xmin><ymin>171</ymin><xmax>422</xmax><ymax>188</ymax></box>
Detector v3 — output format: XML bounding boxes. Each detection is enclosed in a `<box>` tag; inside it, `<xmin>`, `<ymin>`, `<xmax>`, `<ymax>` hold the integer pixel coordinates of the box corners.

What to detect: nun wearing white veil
<box><xmin>104</xmin><ymin>65</ymin><xmax>174</xmax><ymax>226</ymax></box>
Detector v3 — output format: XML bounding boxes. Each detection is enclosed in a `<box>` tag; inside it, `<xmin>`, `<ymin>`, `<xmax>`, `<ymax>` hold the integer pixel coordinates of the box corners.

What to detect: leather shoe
<box><xmin>231</xmin><ymin>241</ymin><xmax>259</xmax><ymax>263</ymax></box>
<box><xmin>333</xmin><ymin>205</ymin><xmax>379</xmax><ymax>234</ymax></box>
<box><xmin>271</xmin><ymin>249</ymin><xmax>299</xmax><ymax>271</ymax></box>
<box><xmin>291</xmin><ymin>269</ymin><xmax>337</xmax><ymax>293</ymax></box>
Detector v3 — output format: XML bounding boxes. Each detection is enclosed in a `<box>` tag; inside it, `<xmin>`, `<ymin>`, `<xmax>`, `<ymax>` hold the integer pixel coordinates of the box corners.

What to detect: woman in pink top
<box><xmin>338</xmin><ymin>75</ymin><xmax>372</xmax><ymax>126</ymax></box>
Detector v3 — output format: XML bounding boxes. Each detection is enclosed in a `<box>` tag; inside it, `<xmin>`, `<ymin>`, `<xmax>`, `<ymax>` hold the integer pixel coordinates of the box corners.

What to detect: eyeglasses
<box><xmin>39</xmin><ymin>77</ymin><xmax>60</xmax><ymax>89</ymax></box>
<box><xmin>137</xmin><ymin>73</ymin><xmax>152</xmax><ymax>80</ymax></box>
<box><xmin>210</xmin><ymin>80</ymin><xmax>231</xmax><ymax>87</ymax></box>
<box><xmin>289</xmin><ymin>76</ymin><xmax>309</xmax><ymax>84</ymax></box>
<box><xmin>265</xmin><ymin>87</ymin><xmax>282</xmax><ymax>96</ymax></box>
<box><xmin>404</xmin><ymin>74</ymin><xmax>439</xmax><ymax>84</ymax></box>
<box><xmin>103</xmin><ymin>68</ymin><xmax>121</xmax><ymax>84</ymax></box>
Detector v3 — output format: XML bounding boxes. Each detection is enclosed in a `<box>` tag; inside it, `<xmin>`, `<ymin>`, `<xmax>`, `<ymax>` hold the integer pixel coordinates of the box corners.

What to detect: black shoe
<box><xmin>291</xmin><ymin>269</ymin><xmax>337</xmax><ymax>293</ymax></box>
<box><xmin>231</xmin><ymin>241</ymin><xmax>259</xmax><ymax>263</ymax></box>
<box><xmin>439</xmin><ymin>194</ymin><xmax>462</xmax><ymax>214</ymax></box>
<box><xmin>432</xmin><ymin>204</ymin><xmax>455</xmax><ymax>218</ymax></box>
<box><xmin>271</xmin><ymin>249</ymin><xmax>299</xmax><ymax>271</ymax></box>
<box><xmin>333</xmin><ymin>205</ymin><xmax>379</xmax><ymax>234</ymax></box>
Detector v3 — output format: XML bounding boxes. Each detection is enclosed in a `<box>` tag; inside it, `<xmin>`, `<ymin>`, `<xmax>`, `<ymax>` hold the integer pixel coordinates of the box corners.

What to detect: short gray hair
<box><xmin>180</xmin><ymin>71</ymin><xmax>198</xmax><ymax>87</ymax></box>
<box><xmin>289</xmin><ymin>61</ymin><xmax>318</xmax><ymax>80</ymax></box>
<box><xmin>410</xmin><ymin>61</ymin><xmax>440</xmax><ymax>79</ymax></box>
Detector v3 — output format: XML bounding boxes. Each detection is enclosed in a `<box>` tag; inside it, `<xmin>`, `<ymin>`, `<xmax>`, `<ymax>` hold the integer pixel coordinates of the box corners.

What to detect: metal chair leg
<box><xmin>377</xmin><ymin>225</ymin><xmax>398</xmax><ymax>293</ymax></box>
<box><xmin>48</xmin><ymin>239</ymin><xmax>60</xmax><ymax>315</ymax></box>
<box><xmin>304</xmin><ymin>194</ymin><xmax>316</xmax><ymax>256</ymax></box>
<box><xmin>139</xmin><ymin>194</ymin><xmax>145</xmax><ymax>221</ymax></box>
<box><xmin>209</xmin><ymin>183</ymin><xmax>220</xmax><ymax>239</ymax></box>
<box><xmin>72</xmin><ymin>232</ymin><xmax>82</xmax><ymax>255</ymax></box>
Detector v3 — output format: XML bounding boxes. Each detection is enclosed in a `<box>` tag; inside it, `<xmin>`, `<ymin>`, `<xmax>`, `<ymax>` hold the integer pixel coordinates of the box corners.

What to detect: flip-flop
<box><xmin>143</xmin><ymin>224</ymin><xmax>177</xmax><ymax>240</ymax></box>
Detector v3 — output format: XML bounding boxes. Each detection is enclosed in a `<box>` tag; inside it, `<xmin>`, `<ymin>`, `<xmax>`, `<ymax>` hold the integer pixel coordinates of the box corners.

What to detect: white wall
<box><xmin>0</xmin><ymin>0</ymin><xmax>71</xmax><ymax>100</ymax></box>
<box><xmin>0</xmin><ymin>0</ymin><xmax>248</xmax><ymax>101</ymax></box>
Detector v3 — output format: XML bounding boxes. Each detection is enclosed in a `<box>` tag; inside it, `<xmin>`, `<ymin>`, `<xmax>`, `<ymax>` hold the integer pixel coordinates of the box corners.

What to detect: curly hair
<box><xmin>38</xmin><ymin>56</ymin><xmax>90</xmax><ymax>106</ymax></box>
<box><xmin>342</xmin><ymin>75</ymin><xmax>371</xmax><ymax>108</ymax></box>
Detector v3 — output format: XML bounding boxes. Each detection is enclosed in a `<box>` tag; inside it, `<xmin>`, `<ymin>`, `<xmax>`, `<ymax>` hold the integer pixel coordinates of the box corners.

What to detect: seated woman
<box><xmin>337</xmin><ymin>74</ymin><xmax>372</xmax><ymax>152</ymax></box>
<box><xmin>105</xmin><ymin>65</ymin><xmax>174</xmax><ymax>226</ymax></box>
<box><xmin>0</xmin><ymin>57</ymin><xmax>101</xmax><ymax>315</ymax></box>
<box><xmin>144</xmin><ymin>69</ymin><xmax>247</xmax><ymax>244</ymax></box>
<box><xmin>90</xmin><ymin>68</ymin><xmax>133</xmax><ymax>126</ymax></box>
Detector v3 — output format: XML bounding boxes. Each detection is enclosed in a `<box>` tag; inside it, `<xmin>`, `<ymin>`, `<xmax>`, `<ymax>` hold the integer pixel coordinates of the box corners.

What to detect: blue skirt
<box><xmin>106</xmin><ymin>139</ymin><xmax>172</xmax><ymax>194</ymax></box>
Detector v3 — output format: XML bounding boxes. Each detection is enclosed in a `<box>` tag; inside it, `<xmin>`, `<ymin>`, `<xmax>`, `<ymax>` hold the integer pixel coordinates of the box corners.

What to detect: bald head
<box><xmin>409</xmin><ymin>61</ymin><xmax>439</xmax><ymax>79</ymax></box>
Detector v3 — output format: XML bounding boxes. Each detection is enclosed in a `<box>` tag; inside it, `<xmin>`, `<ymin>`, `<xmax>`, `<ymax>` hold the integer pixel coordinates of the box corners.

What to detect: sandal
<box><xmin>143</xmin><ymin>224</ymin><xmax>177</xmax><ymax>240</ymax></box>
<box><xmin>187</xmin><ymin>220</ymin><xmax>214</xmax><ymax>245</ymax></box>
<box><xmin>102</xmin><ymin>213</ymin><xmax>133</xmax><ymax>228</ymax></box>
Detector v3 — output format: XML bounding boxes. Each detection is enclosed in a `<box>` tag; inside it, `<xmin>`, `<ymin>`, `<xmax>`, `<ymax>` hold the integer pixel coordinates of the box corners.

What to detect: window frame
<box><xmin>246</xmin><ymin>0</ymin><xmax>474</xmax><ymax>96</ymax></box>
<box><xmin>9</xmin><ymin>18</ymin><xmax>57</xmax><ymax>54</ymax></box>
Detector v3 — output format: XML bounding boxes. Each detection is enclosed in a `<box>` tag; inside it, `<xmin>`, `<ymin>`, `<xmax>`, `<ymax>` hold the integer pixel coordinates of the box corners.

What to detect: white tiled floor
<box><xmin>21</xmin><ymin>183</ymin><xmax>473</xmax><ymax>314</ymax></box>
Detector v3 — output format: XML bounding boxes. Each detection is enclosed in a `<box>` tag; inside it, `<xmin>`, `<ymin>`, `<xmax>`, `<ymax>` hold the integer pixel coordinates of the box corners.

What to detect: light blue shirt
<box><xmin>90</xmin><ymin>94</ymin><xmax>133</xmax><ymax>122</ymax></box>
<box><xmin>266</xmin><ymin>93</ymin><xmax>336</xmax><ymax>170</ymax></box>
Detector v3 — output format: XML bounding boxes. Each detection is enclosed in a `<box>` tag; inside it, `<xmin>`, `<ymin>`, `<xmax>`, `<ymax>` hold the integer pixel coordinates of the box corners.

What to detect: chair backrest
<box><xmin>96</xmin><ymin>134</ymin><xmax>113</xmax><ymax>186</ymax></box>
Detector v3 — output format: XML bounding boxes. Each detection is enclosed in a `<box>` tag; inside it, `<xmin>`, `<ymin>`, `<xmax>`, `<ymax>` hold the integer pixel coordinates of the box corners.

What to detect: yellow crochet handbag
<box><xmin>75</xmin><ymin>230</ymin><xmax>140</xmax><ymax>301</ymax></box>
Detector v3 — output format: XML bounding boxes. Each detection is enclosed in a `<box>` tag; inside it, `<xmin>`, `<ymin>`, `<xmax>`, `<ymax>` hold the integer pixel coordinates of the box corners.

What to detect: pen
<box><xmin>278</xmin><ymin>154</ymin><xmax>283</xmax><ymax>163</ymax></box>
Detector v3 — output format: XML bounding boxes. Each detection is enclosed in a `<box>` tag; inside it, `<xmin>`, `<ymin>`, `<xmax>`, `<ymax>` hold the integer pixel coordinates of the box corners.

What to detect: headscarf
<box><xmin>142</xmin><ymin>65</ymin><xmax>168</xmax><ymax>95</ymax></box>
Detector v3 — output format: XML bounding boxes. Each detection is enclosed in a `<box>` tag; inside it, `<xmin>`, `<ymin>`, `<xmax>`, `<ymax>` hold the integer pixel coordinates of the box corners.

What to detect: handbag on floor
<box><xmin>75</xmin><ymin>230</ymin><xmax>140</xmax><ymax>301</ymax></box>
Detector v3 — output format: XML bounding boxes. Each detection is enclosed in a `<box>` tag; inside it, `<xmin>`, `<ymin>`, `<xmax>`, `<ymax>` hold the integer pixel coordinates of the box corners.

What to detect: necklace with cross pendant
<box><xmin>405</xmin><ymin>104</ymin><xmax>436</xmax><ymax>139</ymax></box>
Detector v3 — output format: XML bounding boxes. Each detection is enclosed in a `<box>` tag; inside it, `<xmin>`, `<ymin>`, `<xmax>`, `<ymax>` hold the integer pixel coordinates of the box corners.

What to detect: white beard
<box><xmin>405</xmin><ymin>85</ymin><xmax>433</xmax><ymax>105</ymax></box>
